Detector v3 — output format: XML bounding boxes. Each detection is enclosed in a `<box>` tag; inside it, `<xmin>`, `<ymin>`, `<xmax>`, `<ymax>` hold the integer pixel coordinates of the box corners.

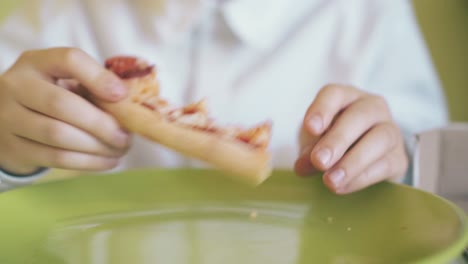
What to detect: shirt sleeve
<box><xmin>0</xmin><ymin>168</ymin><xmax>49</xmax><ymax>192</ymax></box>
<box><xmin>356</xmin><ymin>0</ymin><xmax>450</xmax><ymax>185</ymax></box>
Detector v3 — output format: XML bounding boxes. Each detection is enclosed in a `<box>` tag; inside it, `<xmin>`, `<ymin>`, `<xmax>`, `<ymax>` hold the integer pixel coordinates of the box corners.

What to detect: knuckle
<box><xmin>320</xmin><ymin>83</ymin><xmax>343</xmax><ymax>96</ymax></box>
<box><xmin>370</xmin><ymin>95</ymin><xmax>391</xmax><ymax>114</ymax></box>
<box><xmin>44</xmin><ymin>123</ymin><xmax>67</xmax><ymax>145</ymax></box>
<box><xmin>330</xmin><ymin>130</ymin><xmax>353</xmax><ymax>149</ymax></box>
<box><xmin>49</xmin><ymin>149</ymin><xmax>71</xmax><ymax>168</ymax></box>
<box><xmin>85</xmin><ymin>112</ymin><xmax>118</xmax><ymax>139</ymax></box>
<box><xmin>351</xmin><ymin>151</ymin><xmax>367</xmax><ymax>172</ymax></box>
<box><xmin>99</xmin><ymin>70</ymin><xmax>118</xmax><ymax>83</ymax></box>
<box><xmin>379</xmin><ymin>123</ymin><xmax>399</xmax><ymax>149</ymax></box>
<box><xmin>87</xmin><ymin>112</ymin><xmax>112</xmax><ymax>131</ymax></box>
<box><xmin>18</xmin><ymin>50</ymin><xmax>37</xmax><ymax>63</ymax></box>
<box><xmin>1</xmin><ymin>66</ymin><xmax>25</xmax><ymax>89</ymax></box>
<box><xmin>340</xmin><ymin>156</ymin><xmax>363</xmax><ymax>180</ymax></box>
<box><xmin>353</xmin><ymin>102</ymin><xmax>372</xmax><ymax>118</ymax></box>
<box><xmin>62</xmin><ymin>48</ymin><xmax>85</xmax><ymax>69</ymax></box>
<box><xmin>322</xmin><ymin>83</ymin><xmax>358</xmax><ymax>95</ymax></box>
<box><xmin>16</xmin><ymin>49</ymin><xmax>43</xmax><ymax>68</ymax></box>
<box><xmin>315</xmin><ymin>132</ymin><xmax>350</xmax><ymax>166</ymax></box>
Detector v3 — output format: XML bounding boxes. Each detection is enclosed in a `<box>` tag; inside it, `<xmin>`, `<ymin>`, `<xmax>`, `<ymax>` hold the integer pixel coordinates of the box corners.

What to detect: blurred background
<box><xmin>1</xmin><ymin>0</ymin><xmax>467</xmax><ymax>121</ymax></box>
<box><xmin>412</xmin><ymin>0</ymin><xmax>468</xmax><ymax>122</ymax></box>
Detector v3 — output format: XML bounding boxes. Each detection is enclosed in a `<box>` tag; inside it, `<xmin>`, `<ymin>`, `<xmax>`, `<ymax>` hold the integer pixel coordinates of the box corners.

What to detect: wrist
<box><xmin>0</xmin><ymin>166</ymin><xmax>49</xmax><ymax>190</ymax></box>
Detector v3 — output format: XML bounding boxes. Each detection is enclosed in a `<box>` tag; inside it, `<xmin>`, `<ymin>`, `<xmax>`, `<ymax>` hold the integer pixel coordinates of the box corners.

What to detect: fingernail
<box><xmin>308</xmin><ymin>115</ymin><xmax>322</xmax><ymax>133</ymax></box>
<box><xmin>316</xmin><ymin>148</ymin><xmax>331</xmax><ymax>166</ymax></box>
<box><xmin>328</xmin><ymin>169</ymin><xmax>345</xmax><ymax>188</ymax></box>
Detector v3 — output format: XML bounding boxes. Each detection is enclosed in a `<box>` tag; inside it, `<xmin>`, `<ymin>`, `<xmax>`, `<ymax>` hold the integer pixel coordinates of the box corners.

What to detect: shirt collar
<box><xmin>131</xmin><ymin>0</ymin><xmax>323</xmax><ymax>51</ymax></box>
<box><xmin>221</xmin><ymin>0</ymin><xmax>323</xmax><ymax>51</ymax></box>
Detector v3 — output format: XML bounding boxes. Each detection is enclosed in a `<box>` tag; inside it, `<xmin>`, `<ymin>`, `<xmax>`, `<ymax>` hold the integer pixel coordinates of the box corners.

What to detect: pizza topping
<box><xmin>192</xmin><ymin>125</ymin><xmax>219</xmax><ymax>133</ymax></box>
<box><xmin>167</xmin><ymin>103</ymin><xmax>269</xmax><ymax>149</ymax></box>
<box><xmin>168</xmin><ymin>100</ymin><xmax>206</xmax><ymax>119</ymax></box>
<box><xmin>235</xmin><ymin>122</ymin><xmax>272</xmax><ymax>149</ymax></box>
<box><xmin>146</xmin><ymin>99</ymin><xmax>270</xmax><ymax>149</ymax></box>
<box><xmin>141</xmin><ymin>102</ymin><xmax>156</xmax><ymax>110</ymax></box>
<box><xmin>105</xmin><ymin>56</ymin><xmax>154</xmax><ymax>79</ymax></box>
<box><xmin>165</xmin><ymin>100</ymin><xmax>213</xmax><ymax>130</ymax></box>
<box><xmin>141</xmin><ymin>97</ymin><xmax>172</xmax><ymax>114</ymax></box>
<box><xmin>172</xmin><ymin>112</ymin><xmax>211</xmax><ymax>128</ymax></box>
<box><xmin>181</xmin><ymin>99</ymin><xmax>207</xmax><ymax>115</ymax></box>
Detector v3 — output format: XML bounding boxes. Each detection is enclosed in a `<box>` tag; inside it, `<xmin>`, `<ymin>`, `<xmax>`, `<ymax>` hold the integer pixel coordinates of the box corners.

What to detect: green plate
<box><xmin>0</xmin><ymin>169</ymin><xmax>466</xmax><ymax>264</ymax></box>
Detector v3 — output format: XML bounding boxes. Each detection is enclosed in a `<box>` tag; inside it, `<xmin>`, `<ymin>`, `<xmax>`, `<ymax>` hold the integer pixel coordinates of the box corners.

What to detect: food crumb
<box><xmin>249</xmin><ymin>211</ymin><xmax>258</xmax><ymax>219</ymax></box>
<box><xmin>346</xmin><ymin>227</ymin><xmax>352</xmax><ymax>231</ymax></box>
<box><xmin>327</xmin><ymin>216</ymin><xmax>334</xmax><ymax>223</ymax></box>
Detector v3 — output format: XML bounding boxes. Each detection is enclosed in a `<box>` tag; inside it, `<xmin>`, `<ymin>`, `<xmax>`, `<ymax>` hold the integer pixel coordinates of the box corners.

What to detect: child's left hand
<box><xmin>294</xmin><ymin>84</ymin><xmax>409</xmax><ymax>194</ymax></box>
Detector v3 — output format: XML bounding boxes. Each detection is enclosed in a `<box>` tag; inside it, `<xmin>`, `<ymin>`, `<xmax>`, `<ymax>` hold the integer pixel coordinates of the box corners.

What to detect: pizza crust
<box><xmin>98</xmin><ymin>98</ymin><xmax>272</xmax><ymax>185</ymax></box>
<box><xmin>93</xmin><ymin>56</ymin><xmax>272</xmax><ymax>185</ymax></box>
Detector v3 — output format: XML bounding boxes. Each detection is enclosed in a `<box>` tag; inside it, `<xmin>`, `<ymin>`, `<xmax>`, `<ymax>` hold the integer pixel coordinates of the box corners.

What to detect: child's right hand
<box><xmin>0</xmin><ymin>48</ymin><xmax>131</xmax><ymax>175</ymax></box>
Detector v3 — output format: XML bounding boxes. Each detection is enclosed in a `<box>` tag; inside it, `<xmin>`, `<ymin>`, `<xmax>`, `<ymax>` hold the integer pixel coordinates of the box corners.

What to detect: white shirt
<box><xmin>0</xmin><ymin>0</ymin><xmax>449</xmax><ymax>190</ymax></box>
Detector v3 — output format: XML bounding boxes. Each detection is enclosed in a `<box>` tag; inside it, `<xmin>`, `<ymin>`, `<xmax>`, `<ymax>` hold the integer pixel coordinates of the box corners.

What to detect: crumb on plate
<box><xmin>249</xmin><ymin>211</ymin><xmax>258</xmax><ymax>219</ymax></box>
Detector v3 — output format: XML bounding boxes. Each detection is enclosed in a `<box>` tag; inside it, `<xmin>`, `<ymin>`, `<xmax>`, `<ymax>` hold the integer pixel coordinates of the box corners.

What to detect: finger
<box><xmin>338</xmin><ymin>146</ymin><xmax>408</xmax><ymax>194</ymax></box>
<box><xmin>295</xmin><ymin>126</ymin><xmax>321</xmax><ymax>176</ymax></box>
<box><xmin>310</xmin><ymin>95</ymin><xmax>392</xmax><ymax>170</ymax></box>
<box><xmin>294</xmin><ymin>145</ymin><xmax>319</xmax><ymax>176</ymax></box>
<box><xmin>322</xmin><ymin>122</ymin><xmax>401</xmax><ymax>193</ymax></box>
<box><xmin>15</xmin><ymin>78</ymin><xmax>130</xmax><ymax>150</ymax></box>
<box><xmin>303</xmin><ymin>84</ymin><xmax>362</xmax><ymax>136</ymax></box>
<box><xmin>298</xmin><ymin>125</ymin><xmax>319</xmax><ymax>153</ymax></box>
<box><xmin>11</xmin><ymin>106</ymin><xmax>127</xmax><ymax>158</ymax></box>
<box><xmin>16</xmin><ymin>136</ymin><xmax>120</xmax><ymax>171</ymax></box>
<box><xmin>20</xmin><ymin>47</ymin><xmax>126</xmax><ymax>101</ymax></box>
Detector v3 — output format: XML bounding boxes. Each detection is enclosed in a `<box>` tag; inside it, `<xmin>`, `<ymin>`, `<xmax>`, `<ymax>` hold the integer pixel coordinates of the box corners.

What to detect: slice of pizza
<box><xmin>94</xmin><ymin>56</ymin><xmax>272</xmax><ymax>185</ymax></box>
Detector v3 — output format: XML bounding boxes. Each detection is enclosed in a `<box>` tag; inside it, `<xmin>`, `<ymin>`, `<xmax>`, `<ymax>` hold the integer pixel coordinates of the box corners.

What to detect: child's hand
<box><xmin>0</xmin><ymin>48</ymin><xmax>130</xmax><ymax>175</ymax></box>
<box><xmin>295</xmin><ymin>84</ymin><xmax>409</xmax><ymax>194</ymax></box>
